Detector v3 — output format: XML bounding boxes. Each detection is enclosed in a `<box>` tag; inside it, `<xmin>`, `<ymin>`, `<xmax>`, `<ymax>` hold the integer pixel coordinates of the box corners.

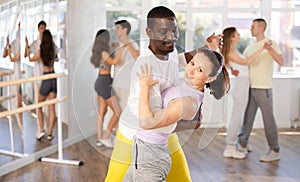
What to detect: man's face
<box><xmin>147</xmin><ymin>17</ymin><xmax>179</xmax><ymax>55</ymax></box>
<box><xmin>115</xmin><ymin>24</ymin><xmax>126</xmax><ymax>38</ymax></box>
<box><xmin>38</xmin><ymin>24</ymin><xmax>46</xmax><ymax>35</ymax></box>
<box><xmin>250</xmin><ymin>21</ymin><xmax>259</xmax><ymax>37</ymax></box>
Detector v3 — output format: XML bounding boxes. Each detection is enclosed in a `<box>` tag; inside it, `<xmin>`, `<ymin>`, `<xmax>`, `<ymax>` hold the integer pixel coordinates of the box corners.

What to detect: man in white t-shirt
<box><xmin>3</xmin><ymin>23</ymin><xmax>22</xmax><ymax>130</ymax></box>
<box><xmin>105</xmin><ymin>6</ymin><xmax>222</xmax><ymax>182</ymax></box>
<box><xmin>24</xmin><ymin>20</ymin><xmax>47</xmax><ymax>139</ymax></box>
<box><xmin>112</xmin><ymin>20</ymin><xmax>140</xmax><ymax>109</ymax></box>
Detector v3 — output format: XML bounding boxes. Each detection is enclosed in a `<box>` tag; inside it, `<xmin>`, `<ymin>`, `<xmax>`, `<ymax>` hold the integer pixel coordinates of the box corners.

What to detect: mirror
<box><xmin>0</xmin><ymin>0</ymin><xmax>68</xmax><ymax>170</ymax></box>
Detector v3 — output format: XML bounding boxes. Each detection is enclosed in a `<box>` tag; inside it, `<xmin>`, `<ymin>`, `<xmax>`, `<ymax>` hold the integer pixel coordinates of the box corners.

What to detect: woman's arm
<box><xmin>7</xmin><ymin>48</ymin><xmax>20</xmax><ymax>62</ymax></box>
<box><xmin>229</xmin><ymin>47</ymin><xmax>264</xmax><ymax>65</ymax></box>
<box><xmin>27</xmin><ymin>50</ymin><xmax>40</xmax><ymax>62</ymax></box>
<box><xmin>102</xmin><ymin>46</ymin><xmax>125</xmax><ymax>65</ymax></box>
<box><xmin>25</xmin><ymin>36</ymin><xmax>40</xmax><ymax>62</ymax></box>
<box><xmin>138</xmin><ymin>64</ymin><xmax>198</xmax><ymax>129</ymax></box>
<box><xmin>126</xmin><ymin>42</ymin><xmax>139</xmax><ymax>59</ymax></box>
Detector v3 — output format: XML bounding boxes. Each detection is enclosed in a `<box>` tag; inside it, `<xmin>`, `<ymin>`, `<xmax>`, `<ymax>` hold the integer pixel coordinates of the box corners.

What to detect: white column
<box><xmin>67</xmin><ymin>0</ymin><xmax>106</xmax><ymax>137</ymax></box>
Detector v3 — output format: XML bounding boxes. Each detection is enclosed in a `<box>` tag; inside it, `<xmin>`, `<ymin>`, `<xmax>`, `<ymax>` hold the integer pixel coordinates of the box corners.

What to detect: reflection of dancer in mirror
<box><xmin>105</xmin><ymin>6</ymin><xmax>223</xmax><ymax>182</ymax></box>
<box><xmin>220</xmin><ymin>27</ymin><xmax>265</xmax><ymax>159</ymax></box>
<box><xmin>113</xmin><ymin>20</ymin><xmax>139</xmax><ymax>110</ymax></box>
<box><xmin>90</xmin><ymin>29</ymin><xmax>124</xmax><ymax>148</ymax></box>
<box><xmin>123</xmin><ymin>49</ymin><xmax>229</xmax><ymax>181</ymax></box>
<box><xmin>2</xmin><ymin>22</ymin><xmax>23</xmax><ymax>130</ymax></box>
<box><xmin>25</xmin><ymin>29</ymin><xmax>59</xmax><ymax>140</ymax></box>
<box><xmin>24</xmin><ymin>20</ymin><xmax>47</xmax><ymax>139</ymax></box>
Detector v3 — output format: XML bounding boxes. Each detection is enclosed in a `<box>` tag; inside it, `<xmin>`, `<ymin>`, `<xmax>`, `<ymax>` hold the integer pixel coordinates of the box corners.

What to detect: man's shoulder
<box><xmin>30</xmin><ymin>39</ymin><xmax>40</xmax><ymax>46</ymax></box>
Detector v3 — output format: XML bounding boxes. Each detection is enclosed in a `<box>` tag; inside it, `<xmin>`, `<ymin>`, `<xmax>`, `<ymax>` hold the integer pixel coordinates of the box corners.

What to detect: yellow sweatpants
<box><xmin>105</xmin><ymin>129</ymin><xmax>192</xmax><ymax>182</ymax></box>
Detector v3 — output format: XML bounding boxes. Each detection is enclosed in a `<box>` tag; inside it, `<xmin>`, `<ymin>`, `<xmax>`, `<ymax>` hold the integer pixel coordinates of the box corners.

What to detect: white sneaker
<box><xmin>100</xmin><ymin>138</ymin><xmax>114</xmax><ymax>148</ymax></box>
<box><xmin>36</xmin><ymin>130</ymin><xmax>46</xmax><ymax>140</ymax></box>
<box><xmin>259</xmin><ymin>150</ymin><xmax>280</xmax><ymax>162</ymax></box>
<box><xmin>96</xmin><ymin>140</ymin><xmax>102</xmax><ymax>147</ymax></box>
<box><xmin>223</xmin><ymin>145</ymin><xmax>246</xmax><ymax>159</ymax></box>
<box><xmin>111</xmin><ymin>135</ymin><xmax>116</xmax><ymax>145</ymax></box>
<box><xmin>236</xmin><ymin>143</ymin><xmax>249</xmax><ymax>154</ymax></box>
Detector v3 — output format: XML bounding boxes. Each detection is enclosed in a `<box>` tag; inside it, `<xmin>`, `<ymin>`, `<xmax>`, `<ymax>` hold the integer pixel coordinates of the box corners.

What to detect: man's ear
<box><xmin>146</xmin><ymin>27</ymin><xmax>152</xmax><ymax>38</ymax></box>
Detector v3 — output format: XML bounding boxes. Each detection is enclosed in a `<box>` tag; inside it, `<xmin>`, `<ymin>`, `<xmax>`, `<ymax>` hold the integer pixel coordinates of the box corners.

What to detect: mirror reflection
<box><xmin>0</xmin><ymin>0</ymin><xmax>68</xmax><ymax>167</ymax></box>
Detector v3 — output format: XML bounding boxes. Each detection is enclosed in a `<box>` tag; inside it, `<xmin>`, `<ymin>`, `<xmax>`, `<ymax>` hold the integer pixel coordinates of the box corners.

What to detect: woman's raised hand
<box><xmin>136</xmin><ymin>63</ymin><xmax>159</xmax><ymax>90</ymax></box>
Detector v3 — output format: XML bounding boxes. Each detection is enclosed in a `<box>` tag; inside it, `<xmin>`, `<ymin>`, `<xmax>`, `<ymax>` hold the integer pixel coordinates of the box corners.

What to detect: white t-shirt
<box><xmin>30</xmin><ymin>39</ymin><xmax>44</xmax><ymax>77</ymax></box>
<box><xmin>119</xmin><ymin>47</ymin><xmax>182</xmax><ymax>140</ymax></box>
<box><xmin>113</xmin><ymin>40</ymin><xmax>139</xmax><ymax>88</ymax></box>
<box><xmin>244</xmin><ymin>38</ymin><xmax>281</xmax><ymax>88</ymax></box>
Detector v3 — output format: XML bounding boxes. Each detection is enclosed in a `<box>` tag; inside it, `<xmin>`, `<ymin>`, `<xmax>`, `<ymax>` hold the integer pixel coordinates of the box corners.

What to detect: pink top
<box><xmin>136</xmin><ymin>82</ymin><xmax>204</xmax><ymax>144</ymax></box>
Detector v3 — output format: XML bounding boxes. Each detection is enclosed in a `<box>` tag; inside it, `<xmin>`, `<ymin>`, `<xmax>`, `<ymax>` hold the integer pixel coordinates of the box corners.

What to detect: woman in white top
<box><xmin>220</xmin><ymin>27</ymin><xmax>265</xmax><ymax>159</ymax></box>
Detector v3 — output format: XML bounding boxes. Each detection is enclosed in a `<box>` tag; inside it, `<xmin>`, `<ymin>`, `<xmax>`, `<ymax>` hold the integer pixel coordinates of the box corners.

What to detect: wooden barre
<box><xmin>0</xmin><ymin>95</ymin><xmax>15</xmax><ymax>102</ymax></box>
<box><xmin>0</xmin><ymin>70</ymin><xmax>15</xmax><ymax>77</ymax></box>
<box><xmin>0</xmin><ymin>94</ymin><xmax>27</xmax><ymax>103</ymax></box>
<box><xmin>0</xmin><ymin>96</ymin><xmax>67</xmax><ymax>118</ymax></box>
<box><xmin>0</xmin><ymin>72</ymin><xmax>67</xmax><ymax>88</ymax></box>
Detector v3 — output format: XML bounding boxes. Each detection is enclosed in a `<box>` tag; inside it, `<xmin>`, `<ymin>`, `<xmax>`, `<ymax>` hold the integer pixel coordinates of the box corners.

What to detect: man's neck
<box><xmin>255</xmin><ymin>34</ymin><xmax>265</xmax><ymax>42</ymax></box>
<box><xmin>148</xmin><ymin>45</ymin><xmax>169</xmax><ymax>61</ymax></box>
<box><xmin>120</xmin><ymin>35</ymin><xmax>129</xmax><ymax>44</ymax></box>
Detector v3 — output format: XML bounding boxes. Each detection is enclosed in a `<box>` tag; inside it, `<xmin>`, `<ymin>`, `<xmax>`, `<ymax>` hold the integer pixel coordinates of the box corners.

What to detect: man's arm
<box><xmin>264</xmin><ymin>40</ymin><xmax>284</xmax><ymax>66</ymax></box>
<box><xmin>184</xmin><ymin>33</ymin><xmax>223</xmax><ymax>64</ymax></box>
<box><xmin>138</xmin><ymin>64</ymin><xmax>198</xmax><ymax>129</ymax></box>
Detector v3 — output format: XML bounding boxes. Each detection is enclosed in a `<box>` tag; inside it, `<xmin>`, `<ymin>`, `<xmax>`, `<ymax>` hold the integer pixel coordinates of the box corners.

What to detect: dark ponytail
<box><xmin>201</xmin><ymin>49</ymin><xmax>230</xmax><ymax>100</ymax></box>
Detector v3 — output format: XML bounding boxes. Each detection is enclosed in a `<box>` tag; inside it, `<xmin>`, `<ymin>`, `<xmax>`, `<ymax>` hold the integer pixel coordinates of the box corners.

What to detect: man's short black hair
<box><xmin>115</xmin><ymin>20</ymin><xmax>131</xmax><ymax>35</ymax></box>
<box><xmin>38</xmin><ymin>20</ymin><xmax>47</xmax><ymax>28</ymax></box>
<box><xmin>147</xmin><ymin>6</ymin><xmax>176</xmax><ymax>29</ymax></box>
<box><xmin>253</xmin><ymin>18</ymin><xmax>267</xmax><ymax>30</ymax></box>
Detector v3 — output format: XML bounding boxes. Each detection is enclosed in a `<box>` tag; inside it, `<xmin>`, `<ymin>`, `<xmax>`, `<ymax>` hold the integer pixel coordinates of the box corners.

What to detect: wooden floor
<box><xmin>0</xmin><ymin>108</ymin><xmax>67</xmax><ymax>167</ymax></box>
<box><xmin>1</xmin><ymin>125</ymin><xmax>300</xmax><ymax>182</ymax></box>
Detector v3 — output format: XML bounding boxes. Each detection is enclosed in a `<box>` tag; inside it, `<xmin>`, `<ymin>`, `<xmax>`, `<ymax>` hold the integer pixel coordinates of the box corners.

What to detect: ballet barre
<box><xmin>0</xmin><ymin>72</ymin><xmax>83</xmax><ymax>166</ymax></box>
<box><xmin>0</xmin><ymin>94</ymin><xmax>15</xmax><ymax>103</ymax></box>
<box><xmin>0</xmin><ymin>70</ymin><xmax>14</xmax><ymax>77</ymax></box>
<box><xmin>0</xmin><ymin>69</ymin><xmax>18</xmax><ymax>157</ymax></box>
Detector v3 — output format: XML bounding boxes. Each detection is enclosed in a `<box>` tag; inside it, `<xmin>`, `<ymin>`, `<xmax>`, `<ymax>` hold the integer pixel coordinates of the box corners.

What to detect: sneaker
<box><xmin>111</xmin><ymin>135</ymin><xmax>116</xmax><ymax>145</ymax></box>
<box><xmin>259</xmin><ymin>150</ymin><xmax>280</xmax><ymax>162</ymax></box>
<box><xmin>223</xmin><ymin>145</ymin><xmax>246</xmax><ymax>159</ymax></box>
<box><xmin>47</xmin><ymin>135</ymin><xmax>54</xmax><ymax>140</ymax></box>
<box><xmin>236</xmin><ymin>143</ymin><xmax>248</xmax><ymax>154</ymax></box>
<box><xmin>245</xmin><ymin>145</ymin><xmax>253</xmax><ymax>152</ymax></box>
<box><xmin>96</xmin><ymin>140</ymin><xmax>102</xmax><ymax>147</ymax></box>
<box><xmin>100</xmin><ymin>138</ymin><xmax>114</xmax><ymax>148</ymax></box>
<box><xmin>36</xmin><ymin>130</ymin><xmax>46</xmax><ymax>140</ymax></box>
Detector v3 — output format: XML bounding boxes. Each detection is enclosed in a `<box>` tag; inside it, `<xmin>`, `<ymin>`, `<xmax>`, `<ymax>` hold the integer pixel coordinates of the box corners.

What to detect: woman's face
<box><xmin>184</xmin><ymin>52</ymin><xmax>213</xmax><ymax>90</ymax></box>
<box><xmin>231</xmin><ymin>30</ymin><xmax>240</xmax><ymax>43</ymax></box>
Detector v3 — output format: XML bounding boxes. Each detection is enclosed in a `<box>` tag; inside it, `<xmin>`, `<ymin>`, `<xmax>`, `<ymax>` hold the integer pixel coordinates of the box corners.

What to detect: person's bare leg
<box><xmin>97</xmin><ymin>96</ymin><xmax>108</xmax><ymax>140</ymax></box>
<box><xmin>37</xmin><ymin>94</ymin><xmax>47</xmax><ymax>132</ymax></box>
<box><xmin>47</xmin><ymin>92</ymin><xmax>57</xmax><ymax>136</ymax></box>
<box><xmin>104</xmin><ymin>96</ymin><xmax>121</xmax><ymax>139</ymax></box>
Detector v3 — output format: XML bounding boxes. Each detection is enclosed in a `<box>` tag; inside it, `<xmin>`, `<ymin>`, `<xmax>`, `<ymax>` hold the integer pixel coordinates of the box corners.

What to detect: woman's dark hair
<box><xmin>90</xmin><ymin>29</ymin><xmax>111</xmax><ymax>68</ymax></box>
<box><xmin>220</xmin><ymin>27</ymin><xmax>236</xmax><ymax>67</ymax></box>
<box><xmin>40</xmin><ymin>29</ymin><xmax>56</xmax><ymax>67</ymax></box>
<box><xmin>200</xmin><ymin>48</ymin><xmax>230</xmax><ymax>100</ymax></box>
